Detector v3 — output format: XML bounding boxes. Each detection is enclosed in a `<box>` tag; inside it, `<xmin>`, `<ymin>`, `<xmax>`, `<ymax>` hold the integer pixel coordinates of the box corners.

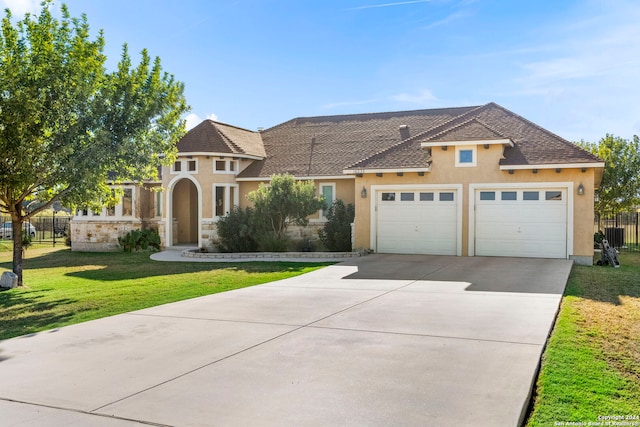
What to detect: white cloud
<box><xmin>185</xmin><ymin>112</ymin><xmax>218</xmax><ymax>130</ymax></box>
<box><xmin>391</xmin><ymin>89</ymin><xmax>437</xmax><ymax>104</ymax></box>
<box><xmin>0</xmin><ymin>0</ymin><xmax>40</xmax><ymax>16</ymax></box>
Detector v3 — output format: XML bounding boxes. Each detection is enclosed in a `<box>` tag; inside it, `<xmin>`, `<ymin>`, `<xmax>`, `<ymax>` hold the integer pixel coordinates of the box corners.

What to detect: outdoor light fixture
<box><xmin>577</xmin><ymin>183</ymin><xmax>585</xmax><ymax>196</ymax></box>
<box><xmin>361</xmin><ymin>186</ymin><xmax>367</xmax><ymax>198</ymax></box>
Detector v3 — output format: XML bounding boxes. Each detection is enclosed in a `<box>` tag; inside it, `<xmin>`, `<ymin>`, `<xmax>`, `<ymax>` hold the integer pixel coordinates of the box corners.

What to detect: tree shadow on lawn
<box><xmin>0</xmin><ymin>249</ymin><xmax>332</xmax><ymax>282</ymax></box>
<box><xmin>0</xmin><ymin>288</ymin><xmax>76</xmax><ymax>343</ymax></box>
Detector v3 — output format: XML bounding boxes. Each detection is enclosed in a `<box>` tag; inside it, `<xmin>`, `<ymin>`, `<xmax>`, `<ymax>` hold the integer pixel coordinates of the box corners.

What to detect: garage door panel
<box><xmin>376</xmin><ymin>190</ymin><xmax>458</xmax><ymax>255</ymax></box>
<box><xmin>475</xmin><ymin>189</ymin><xmax>567</xmax><ymax>259</ymax></box>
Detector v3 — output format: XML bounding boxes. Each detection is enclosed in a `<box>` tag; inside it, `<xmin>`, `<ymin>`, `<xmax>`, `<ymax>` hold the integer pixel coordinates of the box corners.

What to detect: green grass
<box><xmin>526</xmin><ymin>252</ymin><xmax>640</xmax><ymax>425</ymax></box>
<box><xmin>0</xmin><ymin>247</ymin><xmax>331</xmax><ymax>340</ymax></box>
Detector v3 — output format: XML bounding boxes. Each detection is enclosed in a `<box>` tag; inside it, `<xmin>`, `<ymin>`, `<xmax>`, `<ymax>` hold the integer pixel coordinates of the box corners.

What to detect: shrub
<box><xmin>216</xmin><ymin>206</ymin><xmax>259</xmax><ymax>253</ymax></box>
<box><xmin>247</xmin><ymin>174</ymin><xmax>325</xmax><ymax>248</ymax></box>
<box><xmin>118</xmin><ymin>229</ymin><xmax>161</xmax><ymax>252</ymax></box>
<box><xmin>319</xmin><ymin>200</ymin><xmax>355</xmax><ymax>252</ymax></box>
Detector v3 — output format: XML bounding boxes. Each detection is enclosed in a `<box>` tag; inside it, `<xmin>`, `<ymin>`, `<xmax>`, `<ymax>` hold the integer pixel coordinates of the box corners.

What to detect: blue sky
<box><xmin>3</xmin><ymin>0</ymin><xmax>639</xmax><ymax>142</ymax></box>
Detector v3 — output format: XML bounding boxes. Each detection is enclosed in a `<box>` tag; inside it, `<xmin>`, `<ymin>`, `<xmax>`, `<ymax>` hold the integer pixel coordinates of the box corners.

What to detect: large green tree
<box><xmin>0</xmin><ymin>2</ymin><xmax>189</xmax><ymax>285</ymax></box>
<box><xmin>578</xmin><ymin>134</ymin><xmax>640</xmax><ymax>218</ymax></box>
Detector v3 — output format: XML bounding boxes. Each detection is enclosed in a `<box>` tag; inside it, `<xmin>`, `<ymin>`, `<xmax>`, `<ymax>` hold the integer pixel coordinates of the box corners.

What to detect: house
<box><xmin>71</xmin><ymin>102</ymin><xmax>604</xmax><ymax>265</ymax></box>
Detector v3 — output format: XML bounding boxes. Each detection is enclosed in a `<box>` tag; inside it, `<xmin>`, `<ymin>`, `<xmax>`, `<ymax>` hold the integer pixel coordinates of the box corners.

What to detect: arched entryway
<box><xmin>170</xmin><ymin>178</ymin><xmax>199</xmax><ymax>246</ymax></box>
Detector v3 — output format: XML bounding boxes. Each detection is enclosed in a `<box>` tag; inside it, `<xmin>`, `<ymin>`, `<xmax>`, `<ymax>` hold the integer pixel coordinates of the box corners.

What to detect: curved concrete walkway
<box><xmin>0</xmin><ymin>254</ymin><xmax>571</xmax><ymax>426</ymax></box>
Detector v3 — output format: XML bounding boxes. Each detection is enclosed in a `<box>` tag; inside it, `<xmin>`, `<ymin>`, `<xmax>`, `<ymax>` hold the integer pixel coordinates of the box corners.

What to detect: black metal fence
<box><xmin>595</xmin><ymin>211</ymin><xmax>640</xmax><ymax>251</ymax></box>
<box><xmin>0</xmin><ymin>215</ymin><xmax>72</xmax><ymax>246</ymax></box>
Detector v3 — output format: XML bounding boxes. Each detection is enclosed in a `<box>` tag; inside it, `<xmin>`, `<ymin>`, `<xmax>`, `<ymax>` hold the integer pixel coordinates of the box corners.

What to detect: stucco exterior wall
<box><xmin>353</xmin><ymin>144</ymin><xmax>597</xmax><ymax>259</ymax></box>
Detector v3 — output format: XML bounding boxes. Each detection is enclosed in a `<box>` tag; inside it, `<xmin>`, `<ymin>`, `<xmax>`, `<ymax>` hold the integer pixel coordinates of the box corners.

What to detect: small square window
<box><xmin>501</xmin><ymin>191</ymin><xmax>517</xmax><ymax>201</ymax></box>
<box><xmin>173</xmin><ymin>161</ymin><xmax>182</xmax><ymax>172</ymax></box>
<box><xmin>419</xmin><ymin>192</ymin><xmax>434</xmax><ymax>201</ymax></box>
<box><xmin>400</xmin><ymin>192</ymin><xmax>414</xmax><ymax>201</ymax></box>
<box><xmin>455</xmin><ymin>146</ymin><xmax>477</xmax><ymax>167</ymax></box>
<box><xmin>439</xmin><ymin>192</ymin><xmax>454</xmax><ymax>201</ymax></box>
<box><xmin>187</xmin><ymin>160</ymin><xmax>197</xmax><ymax>172</ymax></box>
<box><xmin>523</xmin><ymin>191</ymin><xmax>539</xmax><ymax>201</ymax></box>
<box><xmin>229</xmin><ymin>161</ymin><xmax>237</xmax><ymax>172</ymax></box>
<box><xmin>381</xmin><ymin>192</ymin><xmax>396</xmax><ymax>201</ymax></box>
<box><xmin>480</xmin><ymin>191</ymin><xmax>495</xmax><ymax>201</ymax></box>
<box><xmin>459</xmin><ymin>149</ymin><xmax>473</xmax><ymax>163</ymax></box>
<box><xmin>215</xmin><ymin>160</ymin><xmax>226</xmax><ymax>171</ymax></box>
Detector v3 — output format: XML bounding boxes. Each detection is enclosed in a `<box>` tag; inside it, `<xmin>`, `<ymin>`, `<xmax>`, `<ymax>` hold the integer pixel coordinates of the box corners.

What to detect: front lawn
<box><xmin>0</xmin><ymin>247</ymin><xmax>331</xmax><ymax>340</ymax></box>
<box><xmin>526</xmin><ymin>252</ymin><xmax>640</xmax><ymax>425</ymax></box>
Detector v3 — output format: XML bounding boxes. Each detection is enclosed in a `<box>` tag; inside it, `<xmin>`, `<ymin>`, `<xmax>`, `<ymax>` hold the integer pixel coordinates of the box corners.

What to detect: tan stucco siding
<box><xmin>354</xmin><ymin>145</ymin><xmax>597</xmax><ymax>258</ymax></box>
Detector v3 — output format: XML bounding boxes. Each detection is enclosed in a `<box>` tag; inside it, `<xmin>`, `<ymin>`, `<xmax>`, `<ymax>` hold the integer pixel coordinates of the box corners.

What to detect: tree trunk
<box><xmin>12</xmin><ymin>219</ymin><xmax>24</xmax><ymax>287</ymax></box>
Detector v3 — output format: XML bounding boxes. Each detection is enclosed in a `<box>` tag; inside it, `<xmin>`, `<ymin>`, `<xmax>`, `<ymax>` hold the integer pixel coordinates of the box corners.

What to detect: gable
<box><xmin>343</xmin><ymin>103</ymin><xmax>602</xmax><ymax>173</ymax></box>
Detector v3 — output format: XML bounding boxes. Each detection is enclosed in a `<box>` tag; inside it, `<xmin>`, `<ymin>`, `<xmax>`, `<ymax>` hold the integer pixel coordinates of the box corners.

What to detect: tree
<box><xmin>247</xmin><ymin>174</ymin><xmax>325</xmax><ymax>251</ymax></box>
<box><xmin>319</xmin><ymin>200</ymin><xmax>355</xmax><ymax>252</ymax></box>
<box><xmin>0</xmin><ymin>2</ymin><xmax>189</xmax><ymax>285</ymax></box>
<box><xmin>578</xmin><ymin>135</ymin><xmax>640</xmax><ymax>219</ymax></box>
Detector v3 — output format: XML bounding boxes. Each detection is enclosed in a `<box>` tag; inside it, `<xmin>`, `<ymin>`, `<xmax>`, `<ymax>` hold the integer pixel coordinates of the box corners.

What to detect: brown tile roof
<box><xmin>347</xmin><ymin>102</ymin><xmax>602</xmax><ymax>171</ymax></box>
<box><xmin>177</xmin><ymin>120</ymin><xmax>266</xmax><ymax>158</ymax></box>
<box><xmin>238</xmin><ymin>106</ymin><xmax>477</xmax><ymax>178</ymax></box>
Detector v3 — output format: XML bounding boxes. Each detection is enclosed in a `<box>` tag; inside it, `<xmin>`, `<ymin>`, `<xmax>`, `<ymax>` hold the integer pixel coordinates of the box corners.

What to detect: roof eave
<box><xmin>343</xmin><ymin>167</ymin><xmax>432</xmax><ymax>175</ymax></box>
<box><xmin>421</xmin><ymin>138</ymin><xmax>514</xmax><ymax>148</ymax></box>
<box><xmin>499</xmin><ymin>162</ymin><xmax>605</xmax><ymax>170</ymax></box>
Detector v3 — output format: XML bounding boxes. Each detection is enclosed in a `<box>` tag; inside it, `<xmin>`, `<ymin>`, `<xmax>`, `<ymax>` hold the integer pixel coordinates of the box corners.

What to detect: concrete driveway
<box><xmin>0</xmin><ymin>254</ymin><xmax>572</xmax><ymax>426</ymax></box>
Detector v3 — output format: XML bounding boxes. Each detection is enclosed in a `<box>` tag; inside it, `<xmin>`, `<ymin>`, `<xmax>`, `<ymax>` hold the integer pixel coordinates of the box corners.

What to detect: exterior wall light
<box><xmin>361</xmin><ymin>186</ymin><xmax>367</xmax><ymax>198</ymax></box>
<box><xmin>577</xmin><ymin>183</ymin><xmax>585</xmax><ymax>196</ymax></box>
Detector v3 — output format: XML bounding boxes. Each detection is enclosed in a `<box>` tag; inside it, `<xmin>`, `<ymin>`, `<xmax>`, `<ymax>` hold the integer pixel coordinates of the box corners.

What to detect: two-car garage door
<box><xmin>374</xmin><ymin>186</ymin><xmax>568</xmax><ymax>259</ymax></box>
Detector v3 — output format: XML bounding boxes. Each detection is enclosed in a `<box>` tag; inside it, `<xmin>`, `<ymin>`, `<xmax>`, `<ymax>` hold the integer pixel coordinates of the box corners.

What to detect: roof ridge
<box><xmin>344</xmin><ymin>103</ymin><xmax>490</xmax><ymax>170</ymax></box>
<box><xmin>423</xmin><ymin>116</ymin><xmax>509</xmax><ymax>141</ymax></box>
<box><xmin>262</xmin><ymin>106</ymin><xmax>482</xmax><ymax>133</ymax></box>
<box><xmin>208</xmin><ymin>119</ymin><xmax>259</xmax><ymax>134</ymax></box>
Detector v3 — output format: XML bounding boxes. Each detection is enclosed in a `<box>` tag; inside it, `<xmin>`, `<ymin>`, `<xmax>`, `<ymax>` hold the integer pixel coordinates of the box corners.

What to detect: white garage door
<box><xmin>475</xmin><ymin>188</ymin><xmax>567</xmax><ymax>258</ymax></box>
<box><xmin>376</xmin><ymin>189</ymin><xmax>458</xmax><ymax>255</ymax></box>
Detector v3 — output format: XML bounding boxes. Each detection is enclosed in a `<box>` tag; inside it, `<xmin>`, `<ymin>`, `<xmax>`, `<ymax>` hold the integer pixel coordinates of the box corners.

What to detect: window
<box><xmin>319</xmin><ymin>183</ymin><xmax>336</xmax><ymax>219</ymax></box>
<box><xmin>214</xmin><ymin>184</ymin><xmax>239</xmax><ymax>218</ymax></box>
<box><xmin>455</xmin><ymin>145</ymin><xmax>477</xmax><ymax>167</ymax></box>
<box><xmin>381</xmin><ymin>192</ymin><xmax>396</xmax><ymax>201</ymax></box>
<box><xmin>419</xmin><ymin>192</ymin><xmax>434</xmax><ymax>201</ymax></box>
<box><xmin>400</xmin><ymin>192</ymin><xmax>414</xmax><ymax>201</ymax></box>
<box><xmin>122</xmin><ymin>189</ymin><xmax>133</xmax><ymax>216</ymax></box>
<box><xmin>546</xmin><ymin>191</ymin><xmax>562</xmax><ymax>201</ymax></box>
<box><xmin>480</xmin><ymin>191</ymin><xmax>495</xmax><ymax>201</ymax></box>
<box><xmin>215</xmin><ymin>186</ymin><xmax>225</xmax><ymax>217</ymax></box>
<box><xmin>173</xmin><ymin>161</ymin><xmax>182</xmax><ymax>172</ymax></box>
<box><xmin>523</xmin><ymin>191</ymin><xmax>539</xmax><ymax>201</ymax></box>
<box><xmin>187</xmin><ymin>160</ymin><xmax>197</xmax><ymax>172</ymax></box>
<box><xmin>155</xmin><ymin>191</ymin><xmax>163</xmax><ymax>217</ymax></box>
<box><xmin>501</xmin><ymin>191</ymin><xmax>517</xmax><ymax>201</ymax></box>
<box><xmin>214</xmin><ymin>160</ymin><xmax>239</xmax><ymax>174</ymax></box>
<box><xmin>439</xmin><ymin>192</ymin><xmax>454</xmax><ymax>201</ymax></box>
<box><xmin>459</xmin><ymin>150</ymin><xmax>473</xmax><ymax>163</ymax></box>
